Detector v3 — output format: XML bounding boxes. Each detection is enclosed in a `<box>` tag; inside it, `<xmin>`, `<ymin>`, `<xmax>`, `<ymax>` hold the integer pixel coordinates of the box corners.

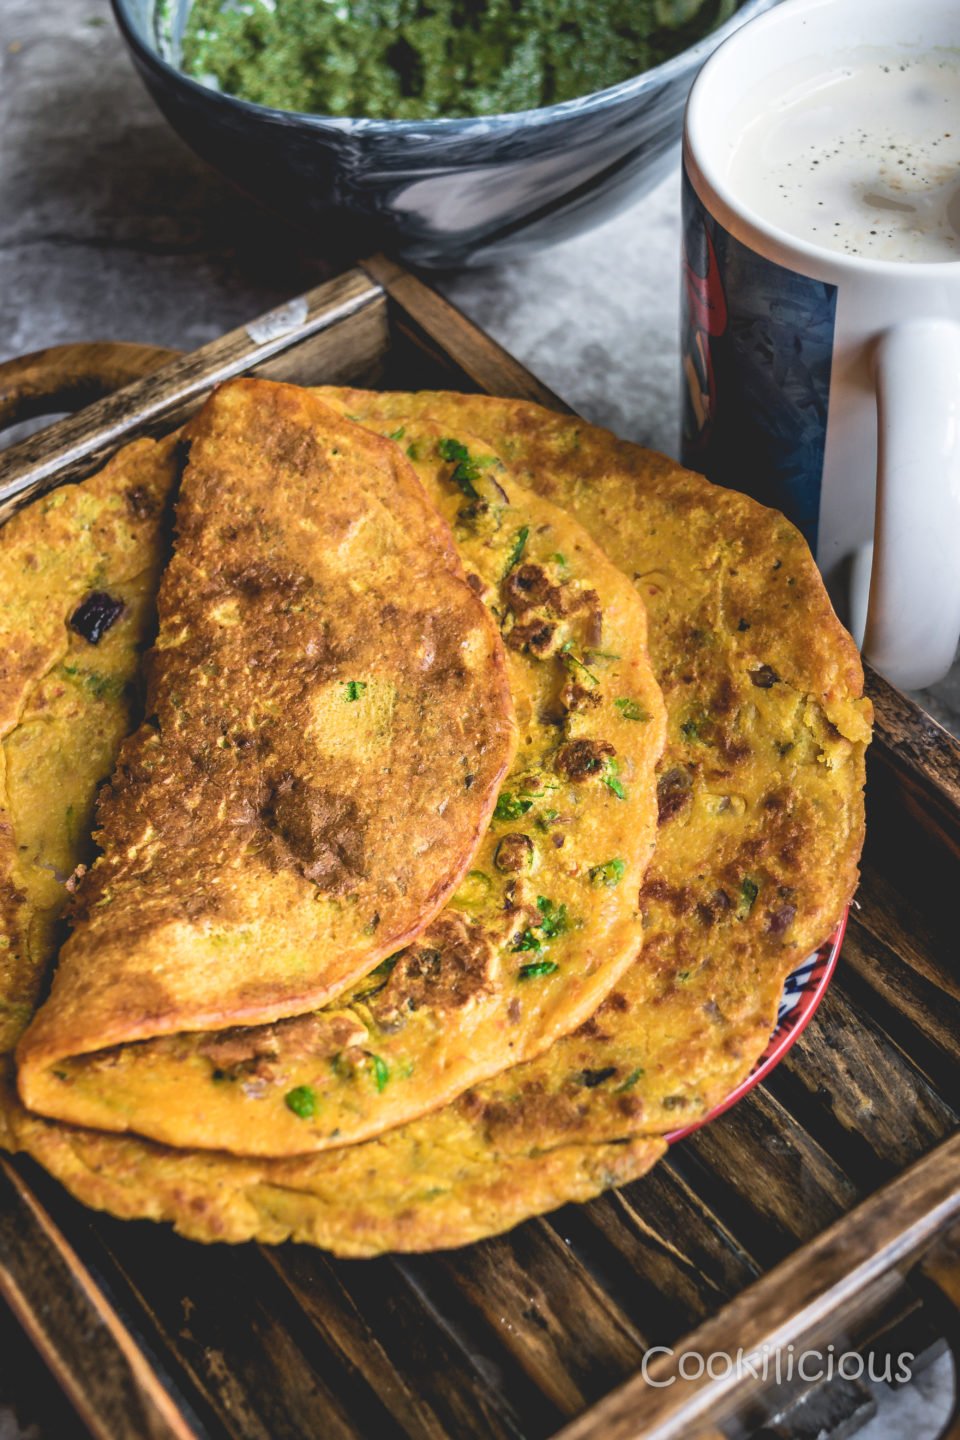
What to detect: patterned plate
<box><xmin>666</xmin><ymin>910</ymin><xmax>847</xmax><ymax>1142</ymax></box>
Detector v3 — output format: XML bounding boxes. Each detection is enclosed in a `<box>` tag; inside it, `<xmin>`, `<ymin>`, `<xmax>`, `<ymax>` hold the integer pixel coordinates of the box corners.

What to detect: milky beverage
<box><xmin>727</xmin><ymin>51</ymin><xmax>960</xmax><ymax>263</ymax></box>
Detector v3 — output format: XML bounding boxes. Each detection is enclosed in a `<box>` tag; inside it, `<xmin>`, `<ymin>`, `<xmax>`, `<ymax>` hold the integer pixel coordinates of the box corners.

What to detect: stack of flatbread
<box><xmin>0</xmin><ymin>378</ymin><xmax>871</xmax><ymax>1254</ymax></box>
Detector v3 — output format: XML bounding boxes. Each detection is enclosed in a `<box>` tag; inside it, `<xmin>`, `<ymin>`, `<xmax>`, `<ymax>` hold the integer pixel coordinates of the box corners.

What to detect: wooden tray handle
<box><xmin>0</xmin><ymin>342</ymin><xmax>181</xmax><ymax>433</ymax></box>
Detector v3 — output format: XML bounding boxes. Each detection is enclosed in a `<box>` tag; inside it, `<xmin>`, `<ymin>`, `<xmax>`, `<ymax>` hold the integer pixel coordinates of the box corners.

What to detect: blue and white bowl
<box><xmin>110</xmin><ymin>0</ymin><xmax>778</xmax><ymax>268</ymax></box>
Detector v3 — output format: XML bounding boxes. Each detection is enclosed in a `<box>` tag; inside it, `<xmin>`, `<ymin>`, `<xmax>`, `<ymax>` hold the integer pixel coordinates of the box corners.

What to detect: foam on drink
<box><xmin>727</xmin><ymin>50</ymin><xmax>960</xmax><ymax>263</ymax></box>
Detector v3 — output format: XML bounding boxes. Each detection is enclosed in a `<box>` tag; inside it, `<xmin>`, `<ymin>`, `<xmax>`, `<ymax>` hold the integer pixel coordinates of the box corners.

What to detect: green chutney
<box><xmin>179</xmin><ymin>0</ymin><xmax>740</xmax><ymax>120</ymax></box>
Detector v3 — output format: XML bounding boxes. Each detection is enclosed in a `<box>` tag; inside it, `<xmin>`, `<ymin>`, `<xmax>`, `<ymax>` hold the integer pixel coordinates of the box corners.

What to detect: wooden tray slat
<box><xmin>533</xmin><ymin>1173</ymin><xmax>759</xmax><ymax>1346</ymax></box>
<box><xmin>866</xmin><ymin>671</ymin><xmax>960</xmax><ymax>859</ymax></box>
<box><xmin>841</xmin><ymin>916</ymin><xmax>960</xmax><ymax>1103</ymax></box>
<box><xmin>854</xmin><ymin>861</ymin><xmax>960</xmax><ymax>1003</ymax></box>
<box><xmin>0</xmin><ymin>1159</ymin><xmax>198</xmax><ymax>1440</ymax></box>
<box><xmin>90</xmin><ymin>1221</ymin><xmax>411</xmax><ymax>1440</ymax></box>
<box><xmin>386</xmin><ymin>1252</ymin><xmax>571</xmax><ymax>1440</ymax></box>
<box><xmin>421</xmin><ymin>1223</ymin><xmax>647</xmax><ymax>1418</ymax></box>
<box><xmin>263</xmin><ymin>1249</ymin><xmax>518</xmax><ymax>1440</ymax></box>
<box><xmin>284</xmin><ymin>1245</ymin><xmax>546</xmax><ymax>1440</ymax></box>
<box><xmin>773</xmin><ymin>983</ymin><xmax>958</xmax><ymax>1185</ymax></box>
<box><xmin>675</xmin><ymin>1090</ymin><xmax>860</xmax><ymax>1266</ymax></box>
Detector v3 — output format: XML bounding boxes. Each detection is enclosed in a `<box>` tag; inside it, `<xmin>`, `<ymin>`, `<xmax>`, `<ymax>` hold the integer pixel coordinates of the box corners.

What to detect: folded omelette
<box><xmin>16</xmin><ymin>381</ymin><xmax>518</xmax><ymax>1130</ymax></box>
<box><xmin>2</xmin><ymin>389</ymin><xmax>871</xmax><ymax>1254</ymax></box>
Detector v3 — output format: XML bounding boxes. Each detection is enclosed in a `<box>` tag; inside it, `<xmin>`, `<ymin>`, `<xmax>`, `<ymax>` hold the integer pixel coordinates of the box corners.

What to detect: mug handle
<box><xmin>863</xmin><ymin>318</ymin><xmax>960</xmax><ymax>692</ymax></box>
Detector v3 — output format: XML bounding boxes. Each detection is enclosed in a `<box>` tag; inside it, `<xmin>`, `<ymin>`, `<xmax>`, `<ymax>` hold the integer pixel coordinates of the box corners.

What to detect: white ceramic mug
<box><xmin>680</xmin><ymin>0</ymin><xmax>960</xmax><ymax>691</ymax></box>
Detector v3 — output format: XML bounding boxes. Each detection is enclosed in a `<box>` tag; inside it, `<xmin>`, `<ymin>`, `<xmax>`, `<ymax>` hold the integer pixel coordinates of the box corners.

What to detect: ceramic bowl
<box><xmin>110</xmin><ymin>0</ymin><xmax>778</xmax><ymax>269</ymax></box>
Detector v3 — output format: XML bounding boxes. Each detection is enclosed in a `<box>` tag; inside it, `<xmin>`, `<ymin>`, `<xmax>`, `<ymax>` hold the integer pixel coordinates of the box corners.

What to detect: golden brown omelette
<box><xmin>2</xmin><ymin>389</ymin><xmax>870</xmax><ymax>1256</ymax></box>
<box><xmin>16</xmin><ymin>415</ymin><xmax>666</xmax><ymax>1157</ymax></box>
<box><xmin>17</xmin><ymin>380</ymin><xmax>518</xmax><ymax>1129</ymax></box>
<box><xmin>1</xmin><ymin>1069</ymin><xmax>665</xmax><ymax>1253</ymax></box>
<box><xmin>0</xmin><ymin>433</ymin><xmax>179</xmax><ymax>1064</ymax></box>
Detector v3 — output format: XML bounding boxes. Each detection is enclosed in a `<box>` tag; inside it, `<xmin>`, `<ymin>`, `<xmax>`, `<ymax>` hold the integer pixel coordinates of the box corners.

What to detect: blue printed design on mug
<box><xmin>681</xmin><ymin>168</ymin><xmax>838</xmax><ymax>552</ymax></box>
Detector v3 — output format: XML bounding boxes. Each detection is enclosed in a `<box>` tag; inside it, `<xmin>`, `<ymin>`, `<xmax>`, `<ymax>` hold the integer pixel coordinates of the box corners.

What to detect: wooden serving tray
<box><xmin>0</xmin><ymin>257</ymin><xmax>957</xmax><ymax>1440</ymax></box>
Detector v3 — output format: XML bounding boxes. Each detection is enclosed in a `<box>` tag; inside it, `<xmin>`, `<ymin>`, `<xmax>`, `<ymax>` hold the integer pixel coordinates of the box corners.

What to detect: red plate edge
<box><xmin>665</xmin><ymin>906</ymin><xmax>848</xmax><ymax>1143</ymax></box>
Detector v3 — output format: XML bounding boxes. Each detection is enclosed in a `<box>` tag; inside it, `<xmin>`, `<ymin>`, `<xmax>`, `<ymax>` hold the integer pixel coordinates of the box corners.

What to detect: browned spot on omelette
<box><xmin>373</xmin><ymin>912</ymin><xmax>499</xmax><ymax>1022</ymax></box>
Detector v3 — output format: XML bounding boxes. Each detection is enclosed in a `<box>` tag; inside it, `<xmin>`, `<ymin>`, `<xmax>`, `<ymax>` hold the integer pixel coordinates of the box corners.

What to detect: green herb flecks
<box><xmin>450</xmin><ymin>462</ymin><xmax>482</xmax><ymax>500</ymax></box>
<box><xmin>60</xmin><ymin>664</ymin><xmax>124</xmax><ymax>702</ymax></box>
<box><xmin>494</xmin><ymin>791</ymin><xmax>534</xmax><ymax>822</ymax></box>
<box><xmin>615</xmin><ymin>697</ymin><xmax>649</xmax><ymax>722</ymax></box>
<box><xmin>437</xmin><ymin>437</ymin><xmax>482</xmax><ymax>500</ymax></box>
<box><xmin>560</xmin><ymin>641</ymin><xmax>599</xmax><ymax>687</ymax></box>
<box><xmin>518</xmin><ymin>960</ymin><xmax>559</xmax><ymax>981</ymax></box>
<box><xmin>503</xmin><ymin>525</ymin><xmax>529</xmax><ymax>576</ymax></box>
<box><xmin>513</xmin><ymin>928</ymin><xmax>543</xmax><ymax>954</ymax></box>
<box><xmin>552</xmin><ymin>552</ymin><xmax>568</xmax><ymax>568</ymax></box>
<box><xmin>680</xmin><ymin>706</ymin><xmax>710</xmax><ymax>743</ymax></box>
<box><xmin>536</xmin><ymin>895</ymin><xmax>568</xmax><ymax>938</ymax></box>
<box><xmin>738</xmin><ymin>877</ymin><xmax>760</xmax><ymax>919</ymax></box>
<box><xmin>494</xmin><ymin>776</ymin><xmax>559</xmax><ymax>823</ymax></box>
<box><xmin>406</xmin><ymin>441</ymin><xmax>422</xmax><ymax>461</ymax></box>
<box><xmin>368</xmin><ymin>1053</ymin><xmax>390</xmax><ymax>1092</ymax></box>
<box><xmin>603</xmin><ymin>758</ymin><xmax>627</xmax><ymax>801</ymax></box>
<box><xmin>388</xmin><ymin>425</ymin><xmax>406</xmax><ymax>441</ymax></box>
<box><xmin>589</xmin><ymin>858</ymin><xmax>625</xmax><ymax>888</ymax></box>
<box><xmin>616</xmin><ymin>1067</ymin><xmax>644</xmax><ymax>1092</ymax></box>
<box><xmin>285</xmin><ymin>1085</ymin><xmax>317</xmax><ymax>1119</ymax></box>
<box><xmin>343</xmin><ymin>680</ymin><xmax>367</xmax><ymax>702</ymax></box>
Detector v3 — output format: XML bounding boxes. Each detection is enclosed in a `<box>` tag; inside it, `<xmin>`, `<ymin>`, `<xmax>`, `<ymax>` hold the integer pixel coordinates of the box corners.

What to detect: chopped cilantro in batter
<box><xmin>615</xmin><ymin>697</ymin><xmax>649</xmax><ymax>722</ymax></box>
<box><xmin>504</xmin><ymin>525</ymin><xmax>530</xmax><ymax>575</ymax></box>
<box><xmin>368</xmin><ymin>1052</ymin><xmax>390</xmax><ymax>1092</ymax></box>
<box><xmin>589</xmin><ymin>857</ymin><xmax>625</xmax><ymax>887</ymax></box>
<box><xmin>493</xmin><ymin>790</ymin><xmax>533</xmax><ymax>822</ymax></box>
<box><xmin>602</xmin><ymin>757</ymin><xmax>627</xmax><ymax>800</ymax></box>
<box><xmin>536</xmin><ymin>895</ymin><xmax>568</xmax><ymax>937</ymax></box>
<box><xmin>438</xmin><ymin>438</ymin><xmax>486</xmax><ymax>500</ymax></box>
<box><xmin>518</xmin><ymin>959</ymin><xmax>559</xmax><ymax>980</ymax></box>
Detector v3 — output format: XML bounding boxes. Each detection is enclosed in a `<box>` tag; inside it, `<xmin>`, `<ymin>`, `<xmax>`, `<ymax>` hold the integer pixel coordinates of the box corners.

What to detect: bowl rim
<box><xmin>110</xmin><ymin>0</ymin><xmax>779</xmax><ymax>135</ymax></box>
